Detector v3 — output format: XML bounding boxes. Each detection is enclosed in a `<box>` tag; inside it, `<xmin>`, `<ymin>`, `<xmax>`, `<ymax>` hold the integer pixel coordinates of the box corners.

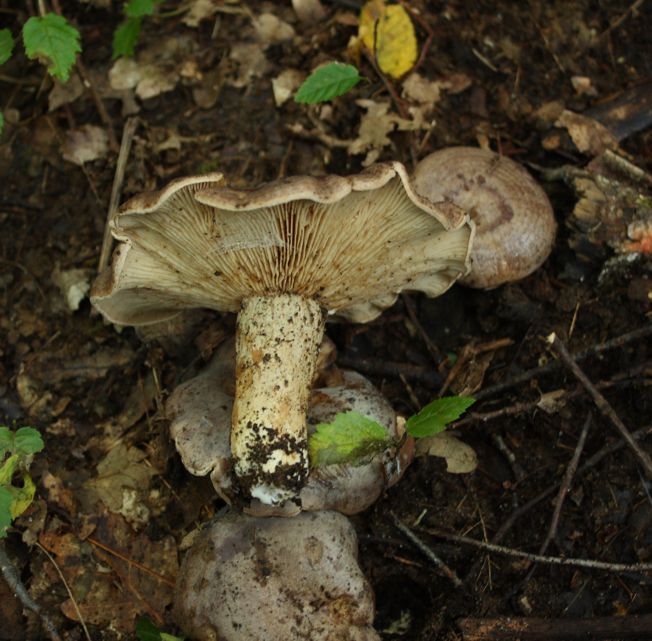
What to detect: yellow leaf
<box><xmin>11</xmin><ymin>473</ymin><xmax>36</xmax><ymax>519</ymax></box>
<box><xmin>359</xmin><ymin>0</ymin><xmax>417</xmax><ymax>79</ymax></box>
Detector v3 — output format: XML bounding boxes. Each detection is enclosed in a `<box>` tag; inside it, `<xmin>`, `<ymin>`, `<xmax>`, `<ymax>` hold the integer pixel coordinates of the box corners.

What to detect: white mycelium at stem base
<box><xmin>232</xmin><ymin>294</ymin><xmax>325</xmax><ymax>505</ymax></box>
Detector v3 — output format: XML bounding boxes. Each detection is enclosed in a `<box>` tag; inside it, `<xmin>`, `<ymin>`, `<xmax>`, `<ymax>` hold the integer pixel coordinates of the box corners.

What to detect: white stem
<box><xmin>231</xmin><ymin>295</ymin><xmax>325</xmax><ymax>505</ymax></box>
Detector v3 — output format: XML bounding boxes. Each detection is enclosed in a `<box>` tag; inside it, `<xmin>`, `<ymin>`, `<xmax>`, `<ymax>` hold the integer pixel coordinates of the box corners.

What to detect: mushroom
<box><xmin>174</xmin><ymin>510</ymin><xmax>380</xmax><ymax>641</ymax></box>
<box><xmin>91</xmin><ymin>165</ymin><xmax>472</xmax><ymax>504</ymax></box>
<box><xmin>166</xmin><ymin>337</ymin><xmax>414</xmax><ymax>516</ymax></box>
<box><xmin>412</xmin><ymin>147</ymin><xmax>556</xmax><ymax>289</ymax></box>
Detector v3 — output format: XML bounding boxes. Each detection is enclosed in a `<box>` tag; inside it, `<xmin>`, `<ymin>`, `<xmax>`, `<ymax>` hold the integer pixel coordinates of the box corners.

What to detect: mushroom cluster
<box><xmin>92</xmin><ymin>163</ymin><xmax>473</xmax><ymax>505</ymax></box>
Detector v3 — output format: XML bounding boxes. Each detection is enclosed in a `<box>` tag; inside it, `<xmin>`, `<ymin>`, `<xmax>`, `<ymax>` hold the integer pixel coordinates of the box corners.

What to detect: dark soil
<box><xmin>1</xmin><ymin>1</ymin><xmax>651</xmax><ymax>640</ymax></box>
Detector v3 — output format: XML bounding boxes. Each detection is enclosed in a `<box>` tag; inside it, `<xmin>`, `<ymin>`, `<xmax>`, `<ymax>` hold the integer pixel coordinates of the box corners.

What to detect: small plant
<box><xmin>136</xmin><ymin>615</ymin><xmax>184</xmax><ymax>641</ymax></box>
<box><xmin>113</xmin><ymin>0</ymin><xmax>162</xmax><ymax>59</ymax></box>
<box><xmin>309</xmin><ymin>396</ymin><xmax>475</xmax><ymax>468</ymax></box>
<box><xmin>0</xmin><ymin>13</ymin><xmax>81</xmax><ymax>134</ymax></box>
<box><xmin>294</xmin><ymin>62</ymin><xmax>362</xmax><ymax>104</ymax></box>
<box><xmin>0</xmin><ymin>426</ymin><xmax>44</xmax><ymax>538</ymax></box>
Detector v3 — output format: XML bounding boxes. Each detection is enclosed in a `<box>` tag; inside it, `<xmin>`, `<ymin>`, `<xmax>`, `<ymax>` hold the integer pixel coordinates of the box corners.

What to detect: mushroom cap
<box><xmin>166</xmin><ymin>339</ymin><xmax>412</xmax><ymax>516</ymax></box>
<box><xmin>412</xmin><ymin>147</ymin><xmax>556</xmax><ymax>289</ymax></box>
<box><xmin>173</xmin><ymin>510</ymin><xmax>379</xmax><ymax>641</ymax></box>
<box><xmin>91</xmin><ymin>163</ymin><xmax>472</xmax><ymax>325</ymax></box>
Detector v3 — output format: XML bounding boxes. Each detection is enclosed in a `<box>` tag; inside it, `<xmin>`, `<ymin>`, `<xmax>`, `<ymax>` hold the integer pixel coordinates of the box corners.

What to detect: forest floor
<box><xmin>1</xmin><ymin>0</ymin><xmax>651</xmax><ymax>639</ymax></box>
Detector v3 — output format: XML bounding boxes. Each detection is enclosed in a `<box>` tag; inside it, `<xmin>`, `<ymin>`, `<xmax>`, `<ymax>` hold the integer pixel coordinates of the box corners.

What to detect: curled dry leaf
<box><xmin>272</xmin><ymin>69</ymin><xmax>305</xmax><ymax>106</ymax></box>
<box><xmin>416</xmin><ymin>432</ymin><xmax>478</xmax><ymax>474</ymax></box>
<box><xmin>61</xmin><ymin>124</ymin><xmax>109</xmax><ymax>166</ymax></box>
<box><xmin>555</xmin><ymin>109</ymin><xmax>620</xmax><ymax>156</ymax></box>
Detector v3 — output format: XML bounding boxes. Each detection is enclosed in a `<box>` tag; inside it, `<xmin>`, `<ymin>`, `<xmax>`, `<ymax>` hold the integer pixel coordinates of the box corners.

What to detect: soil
<box><xmin>1</xmin><ymin>1</ymin><xmax>651</xmax><ymax>640</ymax></box>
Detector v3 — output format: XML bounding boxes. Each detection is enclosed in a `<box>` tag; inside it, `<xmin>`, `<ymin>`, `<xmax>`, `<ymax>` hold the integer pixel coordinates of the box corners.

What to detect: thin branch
<box><xmin>390</xmin><ymin>513</ymin><xmax>463</xmax><ymax>587</ymax></box>
<box><xmin>473</xmin><ymin>324</ymin><xmax>652</xmax><ymax>401</ymax></box>
<box><xmin>36</xmin><ymin>542</ymin><xmax>92</xmax><ymax>641</ymax></box>
<box><xmin>423</xmin><ymin>527</ymin><xmax>652</xmax><ymax>574</ymax></box>
<box><xmin>98</xmin><ymin>117</ymin><xmax>139</xmax><ymax>274</ymax></box>
<box><xmin>0</xmin><ymin>543</ymin><xmax>62</xmax><ymax>641</ymax></box>
<box><xmin>547</xmin><ymin>332</ymin><xmax>652</xmax><ymax>478</ymax></box>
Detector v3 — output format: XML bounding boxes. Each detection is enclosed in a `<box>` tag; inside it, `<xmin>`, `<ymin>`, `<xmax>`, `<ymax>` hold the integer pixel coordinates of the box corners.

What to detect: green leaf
<box><xmin>125</xmin><ymin>0</ymin><xmax>160</xmax><ymax>18</ymax></box>
<box><xmin>0</xmin><ymin>427</ymin><xmax>12</xmax><ymax>458</ymax></box>
<box><xmin>0</xmin><ymin>486</ymin><xmax>13</xmax><ymax>538</ymax></box>
<box><xmin>0</xmin><ymin>29</ymin><xmax>14</xmax><ymax>66</ymax></box>
<box><xmin>136</xmin><ymin>615</ymin><xmax>184</xmax><ymax>641</ymax></box>
<box><xmin>10</xmin><ymin>473</ymin><xmax>36</xmax><ymax>519</ymax></box>
<box><xmin>0</xmin><ymin>454</ymin><xmax>19</xmax><ymax>485</ymax></box>
<box><xmin>309</xmin><ymin>411</ymin><xmax>391</xmax><ymax>467</ymax></box>
<box><xmin>406</xmin><ymin>396</ymin><xmax>475</xmax><ymax>438</ymax></box>
<box><xmin>13</xmin><ymin>427</ymin><xmax>44</xmax><ymax>456</ymax></box>
<box><xmin>295</xmin><ymin>63</ymin><xmax>361</xmax><ymax>104</ymax></box>
<box><xmin>112</xmin><ymin>17</ymin><xmax>141</xmax><ymax>59</ymax></box>
<box><xmin>22</xmin><ymin>13</ymin><xmax>81</xmax><ymax>82</ymax></box>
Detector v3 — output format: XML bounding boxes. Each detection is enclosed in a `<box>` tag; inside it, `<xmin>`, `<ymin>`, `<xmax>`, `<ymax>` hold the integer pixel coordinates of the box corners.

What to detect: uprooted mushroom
<box><xmin>166</xmin><ymin>337</ymin><xmax>414</xmax><ymax>515</ymax></box>
<box><xmin>91</xmin><ymin>164</ymin><xmax>472</xmax><ymax>505</ymax></box>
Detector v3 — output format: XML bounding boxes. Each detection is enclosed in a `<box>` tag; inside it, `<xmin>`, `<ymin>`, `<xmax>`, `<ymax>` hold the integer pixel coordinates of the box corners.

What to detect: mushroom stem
<box><xmin>232</xmin><ymin>294</ymin><xmax>325</xmax><ymax>505</ymax></box>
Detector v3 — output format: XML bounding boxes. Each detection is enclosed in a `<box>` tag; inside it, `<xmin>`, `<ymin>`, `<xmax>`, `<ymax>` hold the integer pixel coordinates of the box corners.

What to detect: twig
<box><xmin>98</xmin><ymin>117</ymin><xmax>139</xmax><ymax>273</ymax></box>
<box><xmin>401</xmin><ymin>293</ymin><xmax>441</xmax><ymax>364</ymax></box>
<box><xmin>473</xmin><ymin>324</ymin><xmax>652</xmax><ymax>401</ymax></box>
<box><xmin>36</xmin><ymin>542</ymin><xmax>92</xmax><ymax>641</ymax></box>
<box><xmin>87</xmin><ymin>537</ymin><xmax>176</xmax><ymax>587</ymax></box>
<box><xmin>423</xmin><ymin>526</ymin><xmax>652</xmax><ymax>574</ymax></box>
<box><xmin>542</xmin><ymin>413</ymin><xmax>591</xmax><ymax>547</ymax></box>
<box><xmin>520</xmin><ymin>414</ymin><xmax>592</xmax><ymax>588</ymax></box>
<box><xmin>457</xmin><ymin>614</ymin><xmax>652</xmax><ymax>641</ymax></box>
<box><xmin>390</xmin><ymin>512</ymin><xmax>463</xmax><ymax>587</ymax></box>
<box><xmin>0</xmin><ymin>543</ymin><xmax>62</xmax><ymax>641</ymax></box>
<box><xmin>491</xmin><ymin>433</ymin><xmax>526</xmax><ymax>482</ymax></box>
<box><xmin>595</xmin><ymin>0</ymin><xmax>646</xmax><ymax>43</ymax></box>
<box><xmin>338</xmin><ymin>354</ymin><xmax>443</xmax><ymax>387</ymax></box>
<box><xmin>547</xmin><ymin>332</ymin><xmax>652</xmax><ymax>478</ymax></box>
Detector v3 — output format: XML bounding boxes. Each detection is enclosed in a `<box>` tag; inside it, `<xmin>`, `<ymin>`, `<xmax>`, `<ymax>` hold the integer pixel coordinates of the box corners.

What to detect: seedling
<box><xmin>309</xmin><ymin>396</ymin><xmax>475</xmax><ymax>467</ymax></box>
<box><xmin>0</xmin><ymin>426</ymin><xmax>44</xmax><ymax>538</ymax></box>
<box><xmin>294</xmin><ymin>62</ymin><xmax>362</xmax><ymax>104</ymax></box>
<box><xmin>0</xmin><ymin>13</ymin><xmax>80</xmax><ymax>134</ymax></box>
<box><xmin>113</xmin><ymin>0</ymin><xmax>162</xmax><ymax>59</ymax></box>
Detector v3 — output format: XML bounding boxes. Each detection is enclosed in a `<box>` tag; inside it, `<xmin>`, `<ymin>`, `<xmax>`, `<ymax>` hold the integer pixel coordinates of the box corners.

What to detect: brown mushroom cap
<box><xmin>167</xmin><ymin>338</ymin><xmax>412</xmax><ymax>516</ymax></box>
<box><xmin>92</xmin><ymin>163</ymin><xmax>471</xmax><ymax>504</ymax></box>
<box><xmin>412</xmin><ymin>147</ymin><xmax>556</xmax><ymax>289</ymax></box>
<box><xmin>173</xmin><ymin>510</ymin><xmax>380</xmax><ymax>641</ymax></box>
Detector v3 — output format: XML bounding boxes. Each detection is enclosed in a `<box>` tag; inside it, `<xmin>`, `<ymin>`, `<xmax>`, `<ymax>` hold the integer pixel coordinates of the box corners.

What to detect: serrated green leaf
<box><xmin>13</xmin><ymin>427</ymin><xmax>44</xmax><ymax>456</ymax></box>
<box><xmin>112</xmin><ymin>17</ymin><xmax>141</xmax><ymax>59</ymax></box>
<box><xmin>22</xmin><ymin>14</ymin><xmax>81</xmax><ymax>82</ymax></box>
<box><xmin>295</xmin><ymin>63</ymin><xmax>361</xmax><ymax>104</ymax></box>
<box><xmin>125</xmin><ymin>0</ymin><xmax>159</xmax><ymax>18</ymax></box>
<box><xmin>406</xmin><ymin>396</ymin><xmax>475</xmax><ymax>438</ymax></box>
<box><xmin>0</xmin><ymin>29</ymin><xmax>14</xmax><ymax>66</ymax></box>
<box><xmin>309</xmin><ymin>411</ymin><xmax>390</xmax><ymax>467</ymax></box>
<box><xmin>0</xmin><ymin>486</ymin><xmax>13</xmax><ymax>538</ymax></box>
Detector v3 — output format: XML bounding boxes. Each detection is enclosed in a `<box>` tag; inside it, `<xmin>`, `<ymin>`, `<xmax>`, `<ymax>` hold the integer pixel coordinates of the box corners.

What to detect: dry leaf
<box><xmin>416</xmin><ymin>432</ymin><xmax>478</xmax><ymax>474</ymax></box>
<box><xmin>349</xmin><ymin>99</ymin><xmax>424</xmax><ymax>165</ymax></box>
<box><xmin>272</xmin><ymin>69</ymin><xmax>305</xmax><ymax>106</ymax></box>
<box><xmin>359</xmin><ymin>0</ymin><xmax>417</xmax><ymax>79</ymax></box>
<box><xmin>228</xmin><ymin>43</ymin><xmax>270</xmax><ymax>88</ymax></box>
<box><xmin>555</xmin><ymin>109</ymin><xmax>620</xmax><ymax>156</ymax></box>
<box><xmin>61</xmin><ymin>125</ymin><xmax>108</xmax><ymax>166</ymax></box>
<box><xmin>292</xmin><ymin>0</ymin><xmax>326</xmax><ymax>23</ymax></box>
<box><xmin>402</xmin><ymin>73</ymin><xmax>442</xmax><ymax>106</ymax></box>
<box><xmin>48</xmin><ymin>73</ymin><xmax>84</xmax><ymax>111</ymax></box>
<box><xmin>182</xmin><ymin>0</ymin><xmax>220</xmax><ymax>27</ymax></box>
<box><xmin>85</xmin><ymin>444</ymin><xmax>157</xmax><ymax>527</ymax></box>
<box><xmin>253</xmin><ymin>13</ymin><xmax>296</xmax><ymax>46</ymax></box>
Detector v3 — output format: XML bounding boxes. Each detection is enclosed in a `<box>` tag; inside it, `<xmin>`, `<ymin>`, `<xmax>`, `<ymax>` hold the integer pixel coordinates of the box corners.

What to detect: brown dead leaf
<box><xmin>555</xmin><ymin>109</ymin><xmax>620</xmax><ymax>156</ymax></box>
<box><xmin>48</xmin><ymin>73</ymin><xmax>84</xmax><ymax>112</ymax></box>
<box><xmin>182</xmin><ymin>0</ymin><xmax>220</xmax><ymax>27</ymax></box>
<box><xmin>402</xmin><ymin>73</ymin><xmax>442</xmax><ymax>106</ymax></box>
<box><xmin>229</xmin><ymin>43</ymin><xmax>270</xmax><ymax>88</ymax></box>
<box><xmin>61</xmin><ymin>125</ymin><xmax>109</xmax><ymax>166</ymax></box>
<box><xmin>85</xmin><ymin>444</ymin><xmax>158</xmax><ymax>528</ymax></box>
<box><xmin>416</xmin><ymin>432</ymin><xmax>478</xmax><ymax>474</ymax></box>
<box><xmin>272</xmin><ymin>69</ymin><xmax>305</xmax><ymax>106</ymax></box>
<box><xmin>292</xmin><ymin>0</ymin><xmax>326</xmax><ymax>23</ymax></box>
<box><xmin>253</xmin><ymin>13</ymin><xmax>296</xmax><ymax>46</ymax></box>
